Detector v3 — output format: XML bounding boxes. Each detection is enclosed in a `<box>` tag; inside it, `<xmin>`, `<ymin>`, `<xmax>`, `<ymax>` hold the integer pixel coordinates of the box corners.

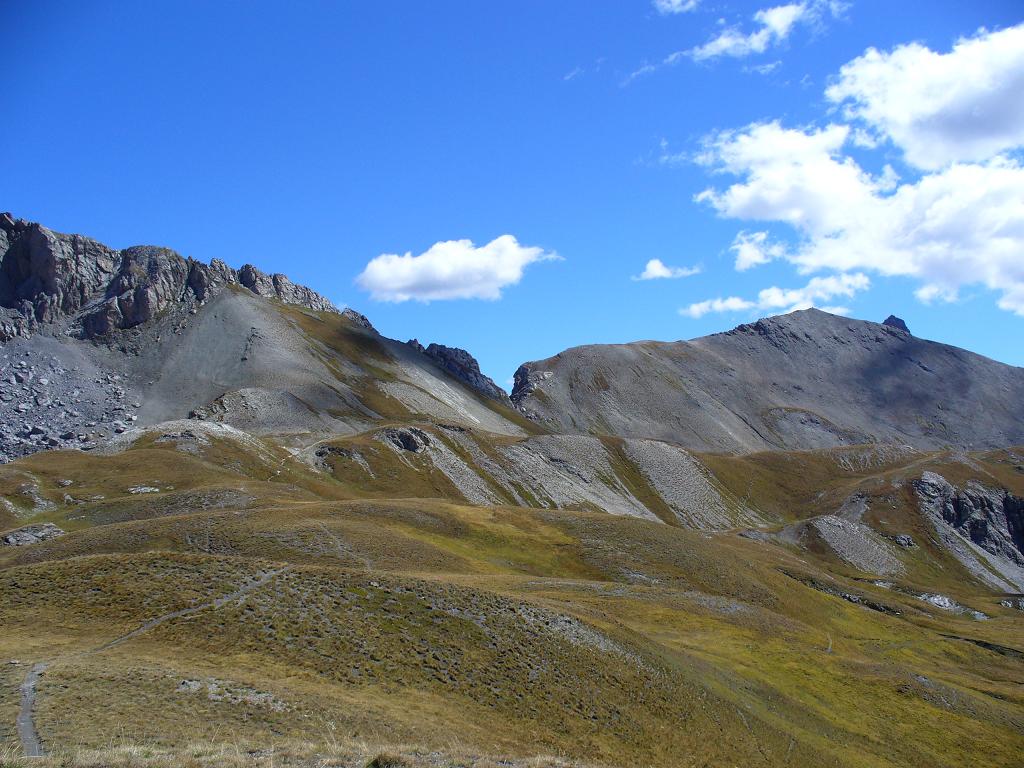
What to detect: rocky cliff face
<box><xmin>0</xmin><ymin>213</ymin><xmax>336</xmax><ymax>341</ymax></box>
<box><xmin>913</xmin><ymin>471</ymin><xmax>1024</xmax><ymax>591</ymax></box>
<box><xmin>511</xmin><ymin>308</ymin><xmax>1024</xmax><ymax>453</ymax></box>
<box><xmin>407</xmin><ymin>339</ymin><xmax>510</xmax><ymax>404</ymax></box>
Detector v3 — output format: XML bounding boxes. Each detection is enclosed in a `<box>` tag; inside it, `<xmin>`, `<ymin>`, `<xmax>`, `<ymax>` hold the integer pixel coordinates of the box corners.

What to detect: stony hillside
<box><xmin>0</xmin><ymin>215</ymin><xmax>525</xmax><ymax>462</ymax></box>
<box><xmin>511</xmin><ymin>309</ymin><xmax>1024</xmax><ymax>452</ymax></box>
<box><xmin>311</xmin><ymin>423</ymin><xmax>762</xmax><ymax>529</ymax></box>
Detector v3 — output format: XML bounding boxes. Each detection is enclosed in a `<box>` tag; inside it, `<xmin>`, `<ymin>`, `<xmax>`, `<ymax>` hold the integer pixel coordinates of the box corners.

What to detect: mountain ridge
<box><xmin>0</xmin><ymin>213</ymin><xmax>337</xmax><ymax>342</ymax></box>
<box><xmin>4</xmin><ymin>213</ymin><xmax>1024</xmax><ymax>460</ymax></box>
<box><xmin>511</xmin><ymin>307</ymin><xmax>1024</xmax><ymax>453</ymax></box>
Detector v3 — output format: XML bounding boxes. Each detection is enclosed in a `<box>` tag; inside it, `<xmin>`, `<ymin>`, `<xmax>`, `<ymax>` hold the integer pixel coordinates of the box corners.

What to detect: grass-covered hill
<box><xmin>2</xmin><ymin>423</ymin><xmax>1023</xmax><ymax>767</ymax></box>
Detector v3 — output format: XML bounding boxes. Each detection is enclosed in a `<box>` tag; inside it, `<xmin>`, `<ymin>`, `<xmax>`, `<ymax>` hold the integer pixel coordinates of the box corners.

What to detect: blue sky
<box><xmin>3</xmin><ymin>1</ymin><xmax>1023</xmax><ymax>386</ymax></box>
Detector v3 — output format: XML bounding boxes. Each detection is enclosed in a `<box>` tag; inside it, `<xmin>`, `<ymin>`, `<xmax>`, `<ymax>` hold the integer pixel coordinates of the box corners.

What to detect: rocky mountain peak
<box><xmin>883</xmin><ymin>315</ymin><xmax>911</xmax><ymax>334</ymax></box>
<box><xmin>721</xmin><ymin>308</ymin><xmax>918</xmax><ymax>351</ymax></box>
<box><xmin>0</xmin><ymin>214</ymin><xmax>337</xmax><ymax>341</ymax></box>
<box><xmin>510</xmin><ymin>305</ymin><xmax>1024</xmax><ymax>453</ymax></box>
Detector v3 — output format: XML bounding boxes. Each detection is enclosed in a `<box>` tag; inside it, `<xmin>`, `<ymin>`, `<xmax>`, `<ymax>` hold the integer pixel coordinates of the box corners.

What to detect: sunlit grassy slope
<box><xmin>1</xmin><ymin>426</ymin><xmax>1023</xmax><ymax>767</ymax></box>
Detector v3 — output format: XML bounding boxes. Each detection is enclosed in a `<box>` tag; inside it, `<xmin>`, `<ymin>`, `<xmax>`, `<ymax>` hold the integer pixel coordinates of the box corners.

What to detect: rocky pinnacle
<box><xmin>0</xmin><ymin>213</ymin><xmax>337</xmax><ymax>342</ymax></box>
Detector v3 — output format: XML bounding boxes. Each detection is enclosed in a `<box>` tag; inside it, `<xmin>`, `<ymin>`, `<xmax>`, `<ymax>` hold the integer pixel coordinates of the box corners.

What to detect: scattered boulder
<box><xmin>915</xmin><ymin>592</ymin><xmax>989</xmax><ymax>620</ymax></box>
<box><xmin>175</xmin><ymin>678</ymin><xmax>289</xmax><ymax>712</ymax></box>
<box><xmin>1</xmin><ymin>522</ymin><xmax>65</xmax><ymax>547</ymax></box>
<box><xmin>379</xmin><ymin>427</ymin><xmax>431</xmax><ymax>453</ymax></box>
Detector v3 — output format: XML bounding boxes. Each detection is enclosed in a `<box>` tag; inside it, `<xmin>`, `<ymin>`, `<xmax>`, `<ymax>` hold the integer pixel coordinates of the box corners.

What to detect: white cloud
<box><xmin>690</xmin><ymin>3</ymin><xmax>809</xmax><ymax>61</ymax></box>
<box><xmin>826</xmin><ymin>24</ymin><xmax>1024</xmax><ymax>170</ymax></box>
<box><xmin>745</xmin><ymin>60</ymin><xmax>782</xmax><ymax>75</ymax></box>
<box><xmin>627</xmin><ymin>1</ymin><xmax>843</xmax><ymax>84</ymax></box>
<box><xmin>622</xmin><ymin>63</ymin><xmax>658</xmax><ymax>86</ymax></box>
<box><xmin>634</xmin><ymin>259</ymin><xmax>701</xmax><ymax>280</ymax></box>
<box><xmin>356</xmin><ymin>235</ymin><xmax>558</xmax><ymax>302</ymax></box>
<box><xmin>682</xmin><ymin>296</ymin><xmax>755</xmax><ymax>318</ymax></box>
<box><xmin>731</xmin><ymin>231</ymin><xmax>787</xmax><ymax>270</ymax></box>
<box><xmin>681</xmin><ymin>272</ymin><xmax>869</xmax><ymax>318</ymax></box>
<box><xmin>563</xmin><ymin>66</ymin><xmax>584</xmax><ymax>81</ymax></box>
<box><xmin>695</xmin><ymin>121</ymin><xmax>1024</xmax><ymax>314</ymax></box>
<box><xmin>653</xmin><ymin>0</ymin><xmax>700</xmax><ymax>14</ymax></box>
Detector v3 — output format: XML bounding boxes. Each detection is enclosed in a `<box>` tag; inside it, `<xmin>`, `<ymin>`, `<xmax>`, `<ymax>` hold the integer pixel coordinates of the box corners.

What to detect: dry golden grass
<box><xmin>2</xmin><ymin>430</ymin><xmax>1024</xmax><ymax>767</ymax></box>
<box><xmin>0</xmin><ymin>737</ymin><xmax>602</xmax><ymax>768</ymax></box>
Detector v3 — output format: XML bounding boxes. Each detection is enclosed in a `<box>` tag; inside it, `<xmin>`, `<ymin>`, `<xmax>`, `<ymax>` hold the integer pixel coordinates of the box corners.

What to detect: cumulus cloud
<box><xmin>654</xmin><ymin>0</ymin><xmax>700</xmax><ymax>13</ymax></box>
<box><xmin>356</xmin><ymin>235</ymin><xmax>558</xmax><ymax>302</ymax></box>
<box><xmin>826</xmin><ymin>24</ymin><xmax>1024</xmax><ymax>170</ymax></box>
<box><xmin>682</xmin><ymin>296</ymin><xmax>756</xmax><ymax>318</ymax></box>
<box><xmin>681</xmin><ymin>272</ymin><xmax>869</xmax><ymax>318</ymax></box>
<box><xmin>731</xmin><ymin>231</ymin><xmax>787</xmax><ymax>271</ymax></box>
<box><xmin>681</xmin><ymin>22</ymin><xmax>1024</xmax><ymax>319</ymax></box>
<box><xmin>634</xmin><ymin>259</ymin><xmax>701</xmax><ymax>280</ymax></box>
<box><xmin>695</xmin><ymin>120</ymin><xmax>1024</xmax><ymax>314</ymax></box>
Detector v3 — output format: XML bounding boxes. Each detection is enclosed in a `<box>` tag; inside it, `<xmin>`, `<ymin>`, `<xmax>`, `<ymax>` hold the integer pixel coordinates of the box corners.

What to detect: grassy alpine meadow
<box><xmin>1</xmin><ymin>428</ymin><xmax>1023</xmax><ymax>767</ymax></box>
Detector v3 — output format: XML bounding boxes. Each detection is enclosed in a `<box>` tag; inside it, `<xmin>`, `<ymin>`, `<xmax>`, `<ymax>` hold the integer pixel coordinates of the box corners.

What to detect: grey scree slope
<box><xmin>0</xmin><ymin>215</ymin><xmax>522</xmax><ymax>461</ymax></box>
<box><xmin>511</xmin><ymin>308</ymin><xmax>1024</xmax><ymax>453</ymax></box>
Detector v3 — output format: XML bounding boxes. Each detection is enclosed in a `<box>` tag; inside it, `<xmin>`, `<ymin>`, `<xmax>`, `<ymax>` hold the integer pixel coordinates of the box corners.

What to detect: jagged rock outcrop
<box><xmin>377</xmin><ymin>426</ymin><xmax>432</xmax><ymax>453</ymax></box>
<box><xmin>237</xmin><ymin>265</ymin><xmax>335</xmax><ymax>313</ymax></box>
<box><xmin>406</xmin><ymin>339</ymin><xmax>510</xmax><ymax>404</ymax></box>
<box><xmin>914</xmin><ymin>472</ymin><xmax>1024</xmax><ymax>566</ymax></box>
<box><xmin>0</xmin><ymin>213</ymin><xmax>336</xmax><ymax>341</ymax></box>
<box><xmin>341</xmin><ymin>308</ymin><xmax>375</xmax><ymax>331</ymax></box>
<box><xmin>0</xmin><ymin>213</ymin><xmax>120</xmax><ymax>339</ymax></box>
<box><xmin>913</xmin><ymin>471</ymin><xmax>1024</xmax><ymax>591</ymax></box>
<box><xmin>883</xmin><ymin>315</ymin><xmax>911</xmax><ymax>334</ymax></box>
<box><xmin>424</xmin><ymin>344</ymin><xmax>510</xmax><ymax>404</ymax></box>
<box><xmin>511</xmin><ymin>364</ymin><xmax>552</xmax><ymax>419</ymax></box>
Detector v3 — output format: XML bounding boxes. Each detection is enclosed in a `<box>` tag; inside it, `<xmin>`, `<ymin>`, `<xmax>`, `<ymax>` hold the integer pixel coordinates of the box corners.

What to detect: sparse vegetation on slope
<box><xmin>1</xmin><ymin>428</ymin><xmax>1023</xmax><ymax>766</ymax></box>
